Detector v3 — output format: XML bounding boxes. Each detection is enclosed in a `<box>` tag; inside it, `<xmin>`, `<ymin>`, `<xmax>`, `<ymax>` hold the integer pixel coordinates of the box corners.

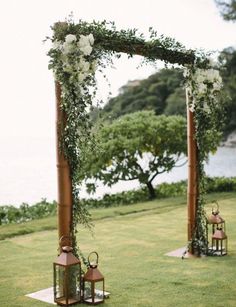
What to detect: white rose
<box><xmin>63</xmin><ymin>63</ymin><xmax>73</xmax><ymax>73</ymax></box>
<box><xmin>194</xmin><ymin>69</ymin><xmax>205</xmax><ymax>83</ymax></box>
<box><xmin>197</xmin><ymin>83</ymin><xmax>207</xmax><ymax>95</ymax></box>
<box><xmin>62</xmin><ymin>42</ymin><xmax>74</xmax><ymax>54</ymax></box>
<box><xmin>213</xmin><ymin>81</ymin><xmax>222</xmax><ymax>91</ymax></box>
<box><xmin>206</xmin><ymin>69</ymin><xmax>214</xmax><ymax>82</ymax></box>
<box><xmin>218</xmin><ymin>75</ymin><xmax>222</xmax><ymax>83</ymax></box>
<box><xmin>80</xmin><ymin>45</ymin><xmax>93</xmax><ymax>56</ymax></box>
<box><xmin>196</xmin><ymin>75</ymin><xmax>205</xmax><ymax>84</ymax></box>
<box><xmin>208</xmin><ymin>57</ymin><xmax>218</xmax><ymax>68</ymax></box>
<box><xmin>65</xmin><ymin>34</ymin><xmax>77</xmax><ymax>43</ymax></box>
<box><xmin>78</xmin><ymin>35</ymin><xmax>90</xmax><ymax>48</ymax></box>
<box><xmin>78</xmin><ymin>57</ymin><xmax>90</xmax><ymax>72</ymax></box>
<box><xmin>77</xmin><ymin>35</ymin><xmax>93</xmax><ymax>55</ymax></box>
<box><xmin>207</xmin><ymin>69</ymin><xmax>220</xmax><ymax>83</ymax></box>
<box><xmin>88</xmin><ymin>33</ymin><xmax>94</xmax><ymax>45</ymax></box>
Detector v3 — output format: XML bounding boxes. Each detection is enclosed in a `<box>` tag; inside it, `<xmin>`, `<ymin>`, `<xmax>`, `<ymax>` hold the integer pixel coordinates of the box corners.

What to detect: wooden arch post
<box><xmin>186</xmin><ymin>89</ymin><xmax>198</xmax><ymax>254</ymax></box>
<box><xmin>55</xmin><ymin>82</ymin><xmax>73</xmax><ymax>248</ymax></box>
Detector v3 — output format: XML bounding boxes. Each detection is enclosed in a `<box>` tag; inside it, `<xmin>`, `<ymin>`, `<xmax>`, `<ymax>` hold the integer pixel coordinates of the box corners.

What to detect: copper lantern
<box><xmin>211</xmin><ymin>227</ymin><xmax>228</xmax><ymax>256</ymax></box>
<box><xmin>83</xmin><ymin>252</ymin><xmax>105</xmax><ymax>305</ymax></box>
<box><xmin>53</xmin><ymin>244</ymin><xmax>81</xmax><ymax>305</ymax></box>
<box><xmin>207</xmin><ymin>202</ymin><xmax>228</xmax><ymax>256</ymax></box>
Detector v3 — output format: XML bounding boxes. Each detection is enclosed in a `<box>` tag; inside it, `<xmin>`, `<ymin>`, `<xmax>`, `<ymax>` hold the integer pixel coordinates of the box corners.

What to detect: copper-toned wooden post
<box><xmin>186</xmin><ymin>89</ymin><xmax>198</xmax><ymax>254</ymax></box>
<box><xmin>55</xmin><ymin>82</ymin><xmax>73</xmax><ymax>247</ymax></box>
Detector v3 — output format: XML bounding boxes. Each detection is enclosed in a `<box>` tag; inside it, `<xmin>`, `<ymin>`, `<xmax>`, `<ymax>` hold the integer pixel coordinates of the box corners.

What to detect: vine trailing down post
<box><xmin>184</xmin><ymin>66</ymin><xmax>226</xmax><ymax>255</ymax></box>
<box><xmin>47</xmin><ymin>18</ymin><xmax>227</xmax><ymax>258</ymax></box>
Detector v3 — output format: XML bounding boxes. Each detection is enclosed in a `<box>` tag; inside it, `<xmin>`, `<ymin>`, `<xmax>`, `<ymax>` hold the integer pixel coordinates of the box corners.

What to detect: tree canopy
<box><xmin>219</xmin><ymin>47</ymin><xmax>236</xmax><ymax>133</ymax></box>
<box><xmin>98</xmin><ymin>68</ymin><xmax>184</xmax><ymax>120</ymax></box>
<box><xmin>215</xmin><ymin>0</ymin><xmax>236</xmax><ymax>21</ymax></box>
<box><xmin>93</xmin><ymin>47</ymin><xmax>235</xmax><ymax>136</ymax></box>
<box><xmin>78</xmin><ymin>111</ymin><xmax>187</xmax><ymax>199</ymax></box>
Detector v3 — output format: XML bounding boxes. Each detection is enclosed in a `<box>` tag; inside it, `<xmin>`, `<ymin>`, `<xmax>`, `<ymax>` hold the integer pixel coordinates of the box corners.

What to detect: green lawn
<box><xmin>0</xmin><ymin>192</ymin><xmax>236</xmax><ymax>306</ymax></box>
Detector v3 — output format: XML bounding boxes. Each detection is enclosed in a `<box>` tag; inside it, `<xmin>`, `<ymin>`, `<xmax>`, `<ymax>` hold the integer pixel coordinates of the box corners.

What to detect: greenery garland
<box><xmin>47</xmin><ymin>18</ymin><xmax>226</xmax><ymax>257</ymax></box>
<box><xmin>184</xmin><ymin>64</ymin><xmax>228</xmax><ymax>255</ymax></box>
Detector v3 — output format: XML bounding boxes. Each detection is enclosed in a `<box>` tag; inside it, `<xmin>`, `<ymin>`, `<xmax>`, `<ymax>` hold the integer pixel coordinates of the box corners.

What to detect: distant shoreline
<box><xmin>221</xmin><ymin>130</ymin><xmax>236</xmax><ymax>148</ymax></box>
<box><xmin>0</xmin><ymin>141</ymin><xmax>235</xmax><ymax>206</ymax></box>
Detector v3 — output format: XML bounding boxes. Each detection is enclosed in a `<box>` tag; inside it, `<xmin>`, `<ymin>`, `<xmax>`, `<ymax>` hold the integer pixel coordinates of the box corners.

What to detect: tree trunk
<box><xmin>146</xmin><ymin>181</ymin><xmax>156</xmax><ymax>199</ymax></box>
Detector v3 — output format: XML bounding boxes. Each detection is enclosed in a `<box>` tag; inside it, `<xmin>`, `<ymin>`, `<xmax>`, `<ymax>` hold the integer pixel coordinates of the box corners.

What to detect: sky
<box><xmin>0</xmin><ymin>0</ymin><xmax>235</xmax><ymax>139</ymax></box>
<box><xmin>0</xmin><ymin>0</ymin><xmax>236</xmax><ymax>205</ymax></box>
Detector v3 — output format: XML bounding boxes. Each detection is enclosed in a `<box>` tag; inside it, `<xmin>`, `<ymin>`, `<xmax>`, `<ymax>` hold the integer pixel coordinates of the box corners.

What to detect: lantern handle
<box><xmin>59</xmin><ymin>235</ymin><xmax>72</xmax><ymax>247</ymax></box>
<box><xmin>88</xmin><ymin>251</ymin><xmax>99</xmax><ymax>266</ymax></box>
<box><xmin>212</xmin><ymin>201</ymin><xmax>219</xmax><ymax>215</ymax></box>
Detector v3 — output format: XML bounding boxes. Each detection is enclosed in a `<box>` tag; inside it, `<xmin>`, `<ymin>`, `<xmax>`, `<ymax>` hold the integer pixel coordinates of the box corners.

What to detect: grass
<box><xmin>0</xmin><ymin>195</ymin><xmax>188</xmax><ymax>241</ymax></box>
<box><xmin>0</xmin><ymin>192</ymin><xmax>236</xmax><ymax>306</ymax></box>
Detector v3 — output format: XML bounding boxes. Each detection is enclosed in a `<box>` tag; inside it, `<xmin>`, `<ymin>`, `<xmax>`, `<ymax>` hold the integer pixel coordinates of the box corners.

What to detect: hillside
<box><xmin>92</xmin><ymin>48</ymin><xmax>236</xmax><ymax>136</ymax></box>
<box><xmin>99</xmin><ymin>68</ymin><xmax>186</xmax><ymax>120</ymax></box>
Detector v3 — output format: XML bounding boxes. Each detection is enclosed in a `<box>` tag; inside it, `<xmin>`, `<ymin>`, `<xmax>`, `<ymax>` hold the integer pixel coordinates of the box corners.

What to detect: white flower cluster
<box><xmin>184</xmin><ymin>66</ymin><xmax>223</xmax><ymax>112</ymax></box>
<box><xmin>53</xmin><ymin>33</ymin><xmax>97</xmax><ymax>84</ymax></box>
<box><xmin>193</xmin><ymin>68</ymin><xmax>222</xmax><ymax>94</ymax></box>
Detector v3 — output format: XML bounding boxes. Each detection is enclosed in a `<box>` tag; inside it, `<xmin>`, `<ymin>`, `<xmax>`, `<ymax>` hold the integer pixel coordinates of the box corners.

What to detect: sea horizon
<box><xmin>0</xmin><ymin>136</ymin><xmax>236</xmax><ymax>207</ymax></box>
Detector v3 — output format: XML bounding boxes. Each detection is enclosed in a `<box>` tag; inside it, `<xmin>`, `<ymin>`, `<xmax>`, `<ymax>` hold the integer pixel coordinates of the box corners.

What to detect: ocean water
<box><xmin>0</xmin><ymin>136</ymin><xmax>235</xmax><ymax>207</ymax></box>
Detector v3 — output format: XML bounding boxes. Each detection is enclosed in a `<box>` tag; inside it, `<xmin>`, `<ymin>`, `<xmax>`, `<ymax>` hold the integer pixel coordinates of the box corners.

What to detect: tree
<box><xmin>215</xmin><ymin>0</ymin><xmax>236</xmax><ymax>21</ymax></box>
<box><xmin>79</xmin><ymin>111</ymin><xmax>187</xmax><ymax>199</ymax></box>
<box><xmin>219</xmin><ymin>47</ymin><xmax>236</xmax><ymax>133</ymax></box>
<box><xmin>164</xmin><ymin>87</ymin><xmax>186</xmax><ymax>116</ymax></box>
<box><xmin>97</xmin><ymin>64</ymin><xmax>234</xmax><ymax>136</ymax></box>
<box><xmin>100</xmin><ymin>68</ymin><xmax>184</xmax><ymax>120</ymax></box>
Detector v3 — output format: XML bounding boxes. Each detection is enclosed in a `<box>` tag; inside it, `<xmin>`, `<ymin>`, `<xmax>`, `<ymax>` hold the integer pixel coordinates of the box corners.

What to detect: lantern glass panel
<box><xmin>54</xmin><ymin>264</ymin><xmax>65</xmax><ymax>302</ymax></box>
<box><xmin>54</xmin><ymin>264</ymin><xmax>81</xmax><ymax>305</ymax></box>
<box><xmin>211</xmin><ymin>238</ymin><xmax>227</xmax><ymax>256</ymax></box>
<box><xmin>84</xmin><ymin>280</ymin><xmax>104</xmax><ymax>304</ymax></box>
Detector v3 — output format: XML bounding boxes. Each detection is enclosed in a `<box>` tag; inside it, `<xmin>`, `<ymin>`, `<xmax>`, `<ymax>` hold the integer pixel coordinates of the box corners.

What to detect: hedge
<box><xmin>1</xmin><ymin>177</ymin><xmax>236</xmax><ymax>225</ymax></box>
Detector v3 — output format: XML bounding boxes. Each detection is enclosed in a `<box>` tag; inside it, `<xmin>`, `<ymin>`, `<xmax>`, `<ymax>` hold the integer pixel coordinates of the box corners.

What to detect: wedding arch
<box><xmin>47</xmin><ymin>19</ymin><xmax>226</xmax><ymax>257</ymax></box>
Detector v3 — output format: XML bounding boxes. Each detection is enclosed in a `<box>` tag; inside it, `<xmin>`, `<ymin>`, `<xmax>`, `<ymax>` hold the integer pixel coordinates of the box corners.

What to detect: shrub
<box><xmin>0</xmin><ymin>177</ymin><xmax>236</xmax><ymax>225</ymax></box>
<box><xmin>205</xmin><ymin>177</ymin><xmax>236</xmax><ymax>193</ymax></box>
<box><xmin>0</xmin><ymin>199</ymin><xmax>57</xmax><ymax>225</ymax></box>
